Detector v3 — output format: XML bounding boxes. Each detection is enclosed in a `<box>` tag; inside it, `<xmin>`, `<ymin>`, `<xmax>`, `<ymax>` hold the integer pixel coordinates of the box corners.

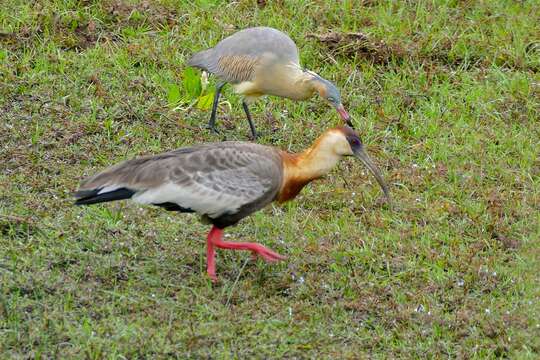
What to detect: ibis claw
<box><xmin>250</xmin><ymin>247</ymin><xmax>286</xmax><ymax>263</ymax></box>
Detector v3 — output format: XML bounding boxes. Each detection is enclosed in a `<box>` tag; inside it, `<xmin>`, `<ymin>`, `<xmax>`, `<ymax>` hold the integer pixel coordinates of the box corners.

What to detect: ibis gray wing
<box><xmin>77</xmin><ymin>143</ymin><xmax>283</xmax><ymax>219</ymax></box>
<box><xmin>134</xmin><ymin>144</ymin><xmax>282</xmax><ymax>219</ymax></box>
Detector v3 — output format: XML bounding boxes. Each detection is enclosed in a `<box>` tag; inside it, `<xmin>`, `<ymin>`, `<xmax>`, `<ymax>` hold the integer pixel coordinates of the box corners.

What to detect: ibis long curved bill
<box><xmin>354</xmin><ymin>147</ymin><xmax>390</xmax><ymax>200</ymax></box>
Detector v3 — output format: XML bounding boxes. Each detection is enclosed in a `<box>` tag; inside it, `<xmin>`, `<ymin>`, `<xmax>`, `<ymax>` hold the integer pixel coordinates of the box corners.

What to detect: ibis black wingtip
<box><xmin>73</xmin><ymin>188</ymin><xmax>136</xmax><ymax>206</ymax></box>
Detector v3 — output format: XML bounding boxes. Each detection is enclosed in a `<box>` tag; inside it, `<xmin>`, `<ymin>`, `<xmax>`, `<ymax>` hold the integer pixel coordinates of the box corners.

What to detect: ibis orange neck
<box><xmin>277</xmin><ymin>132</ymin><xmax>345</xmax><ymax>203</ymax></box>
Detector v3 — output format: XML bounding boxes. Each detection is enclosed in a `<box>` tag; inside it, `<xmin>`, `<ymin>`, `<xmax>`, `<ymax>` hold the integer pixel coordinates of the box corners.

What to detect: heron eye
<box><xmin>349</xmin><ymin>137</ymin><xmax>360</xmax><ymax>147</ymax></box>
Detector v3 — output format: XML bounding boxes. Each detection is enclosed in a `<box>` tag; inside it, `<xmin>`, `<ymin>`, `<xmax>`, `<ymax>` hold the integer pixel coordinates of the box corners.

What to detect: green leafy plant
<box><xmin>182</xmin><ymin>67</ymin><xmax>202</xmax><ymax>99</ymax></box>
<box><xmin>167</xmin><ymin>68</ymin><xmax>214</xmax><ymax>110</ymax></box>
<box><xmin>196</xmin><ymin>91</ymin><xmax>214</xmax><ymax>110</ymax></box>
<box><xmin>167</xmin><ymin>83</ymin><xmax>182</xmax><ymax>107</ymax></box>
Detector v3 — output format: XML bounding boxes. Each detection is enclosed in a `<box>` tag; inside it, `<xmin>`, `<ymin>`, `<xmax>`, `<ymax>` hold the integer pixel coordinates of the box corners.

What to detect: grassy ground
<box><xmin>1</xmin><ymin>0</ymin><xmax>539</xmax><ymax>358</ymax></box>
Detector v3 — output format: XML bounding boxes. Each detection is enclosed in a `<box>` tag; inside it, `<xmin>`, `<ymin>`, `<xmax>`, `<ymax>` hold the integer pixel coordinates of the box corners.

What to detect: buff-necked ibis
<box><xmin>187</xmin><ymin>26</ymin><xmax>351</xmax><ymax>138</ymax></box>
<box><xmin>74</xmin><ymin>126</ymin><xmax>388</xmax><ymax>281</ymax></box>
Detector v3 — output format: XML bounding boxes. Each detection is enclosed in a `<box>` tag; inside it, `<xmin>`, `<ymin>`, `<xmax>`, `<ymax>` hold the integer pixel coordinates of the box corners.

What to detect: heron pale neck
<box><xmin>282</xmin><ymin>68</ymin><xmax>322</xmax><ymax>101</ymax></box>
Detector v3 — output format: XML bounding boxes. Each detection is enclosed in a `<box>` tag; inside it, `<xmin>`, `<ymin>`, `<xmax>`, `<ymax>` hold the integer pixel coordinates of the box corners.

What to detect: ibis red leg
<box><xmin>205</xmin><ymin>225</ymin><xmax>285</xmax><ymax>281</ymax></box>
<box><xmin>206</xmin><ymin>227</ymin><xmax>219</xmax><ymax>281</ymax></box>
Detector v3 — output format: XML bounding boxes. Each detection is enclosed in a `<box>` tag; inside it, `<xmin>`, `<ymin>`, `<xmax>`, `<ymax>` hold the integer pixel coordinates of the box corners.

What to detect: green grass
<box><xmin>1</xmin><ymin>0</ymin><xmax>539</xmax><ymax>357</ymax></box>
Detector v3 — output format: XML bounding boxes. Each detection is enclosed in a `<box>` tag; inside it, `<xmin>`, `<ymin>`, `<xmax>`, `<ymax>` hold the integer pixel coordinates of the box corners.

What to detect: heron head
<box><xmin>308</xmin><ymin>72</ymin><xmax>351</xmax><ymax>125</ymax></box>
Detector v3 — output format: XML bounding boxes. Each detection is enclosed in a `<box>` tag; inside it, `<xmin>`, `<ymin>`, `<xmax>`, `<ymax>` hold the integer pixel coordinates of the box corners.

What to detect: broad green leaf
<box><xmin>182</xmin><ymin>68</ymin><xmax>202</xmax><ymax>99</ymax></box>
<box><xmin>167</xmin><ymin>83</ymin><xmax>182</xmax><ymax>108</ymax></box>
<box><xmin>197</xmin><ymin>92</ymin><xmax>214</xmax><ymax>110</ymax></box>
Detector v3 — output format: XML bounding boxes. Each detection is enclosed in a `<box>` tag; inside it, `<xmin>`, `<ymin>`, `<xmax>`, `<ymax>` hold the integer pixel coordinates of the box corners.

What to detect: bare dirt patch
<box><xmin>309</xmin><ymin>31</ymin><xmax>539</xmax><ymax>72</ymax></box>
<box><xmin>103</xmin><ymin>0</ymin><xmax>180</xmax><ymax>28</ymax></box>
<box><xmin>0</xmin><ymin>1</ymin><xmax>182</xmax><ymax>51</ymax></box>
<box><xmin>308</xmin><ymin>31</ymin><xmax>407</xmax><ymax>65</ymax></box>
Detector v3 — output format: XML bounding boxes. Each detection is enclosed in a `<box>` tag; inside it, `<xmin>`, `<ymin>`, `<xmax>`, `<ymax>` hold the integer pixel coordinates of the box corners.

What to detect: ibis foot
<box><xmin>208</xmin><ymin>273</ymin><xmax>218</xmax><ymax>283</ymax></box>
<box><xmin>248</xmin><ymin>246</ymin><xmax>286</xmax><ymax>262</ymax></box>
<box><xmin>212</xmin><ymin>237</ymin><xmax>285</xmax><ymax>262</ymax></box>
<box><xmin>205</xmin><ymin>225</ymin><xmax>285</xmax><ymax>281</ymax></box>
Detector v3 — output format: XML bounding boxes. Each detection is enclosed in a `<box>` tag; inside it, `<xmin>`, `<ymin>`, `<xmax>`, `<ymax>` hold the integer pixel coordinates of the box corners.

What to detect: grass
<box><xmin>1</xmin><ymin>0</ymin><xmax>539</xmax><ymax>357</ymax></box>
